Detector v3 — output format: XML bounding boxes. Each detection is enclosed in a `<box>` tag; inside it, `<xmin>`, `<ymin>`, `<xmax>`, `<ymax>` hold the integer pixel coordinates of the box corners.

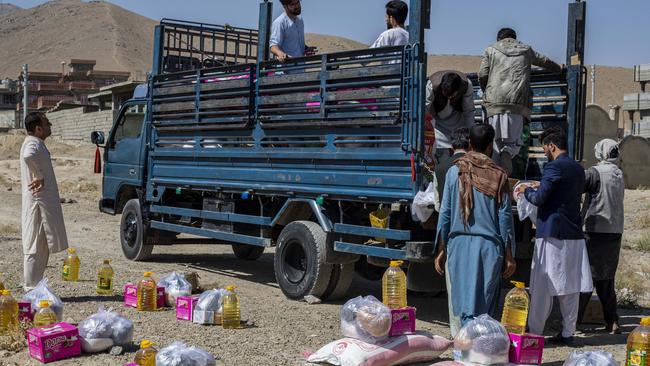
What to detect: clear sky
<box><xmin>8</xmin><ymin>0</ymin><xmax>649</xmax><ymax>67</ymax></box>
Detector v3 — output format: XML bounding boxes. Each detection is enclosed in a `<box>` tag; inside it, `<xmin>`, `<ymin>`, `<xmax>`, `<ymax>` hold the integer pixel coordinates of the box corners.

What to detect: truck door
<box><xmin>105</xmin><ymin>102</ymin><xmax>147</xmax><ymax>194</ymax></box>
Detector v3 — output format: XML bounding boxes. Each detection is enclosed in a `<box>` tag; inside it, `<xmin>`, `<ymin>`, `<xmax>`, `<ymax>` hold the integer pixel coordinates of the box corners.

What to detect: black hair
<box><xmin>469</xmin><ymin>123</ymin><xmax>495</xmax><ymax>153</ymax></box>
<box><xmin>540</xmin><ymin>125</ymin><xmax>568</xmax><ymax>150</ymax></box>
<box><xmin>280</xmin><ymin>0</ymin><xmax>297</xmax><ymax>6</ymax></box>
<box><xmin>451</xmin><ymin>127</ymin><xmax>470</xmax><ymax>150</ymax></box>
<box><xmin>385</xmin><ymin>0</ymin><xmax>408</xmax><ymax>25</ymax></box>
<box><xmin>25</xmin><ymin>112</ymin><xmax>46</xmax><ymax>134</ymax></box>
<box><xmin>497</xmin><ymin>28</ymin><xmax>517</xmax><ymax>41</ymax></box>
<box><xmin>441</xmin><ymin>73</ymin><xmax>463</xmax><ymax>97</ymax></box>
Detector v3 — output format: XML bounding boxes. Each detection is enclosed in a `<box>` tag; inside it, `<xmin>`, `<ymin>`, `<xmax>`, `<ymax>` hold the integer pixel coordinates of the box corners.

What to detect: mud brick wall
<box><xmin>47</xmin><ymin>108</ymin><xmax>114</xmax><ymax>142</ymax></box>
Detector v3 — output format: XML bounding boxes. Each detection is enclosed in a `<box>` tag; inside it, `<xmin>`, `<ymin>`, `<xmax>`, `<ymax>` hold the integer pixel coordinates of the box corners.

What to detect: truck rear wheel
<box><xmin>274</xmin><ymin>221</ymin><xmax>332</xmax><ymax>300</ymax></box>
<box><xmin>120</xmin><ymin>199</ymin><xmax>174</xmax><ymax>261</ymax></box>
<box><xmin>321</xmin><ymin>263</ymin><xmax>355</xmax><ymax>301</ymax></box>
<box><xmin>232</xmin><ymin>244</ymin><xmax>265</xmax><ymax>261</ymax></box>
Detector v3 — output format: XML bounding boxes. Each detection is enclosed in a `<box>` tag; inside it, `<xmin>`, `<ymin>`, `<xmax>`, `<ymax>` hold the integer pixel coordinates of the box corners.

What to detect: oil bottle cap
<box><xmin>389</xmin><ymin>260</ymin><xmax>403</xmax><ymax>267</ymax></box>
<box><xmin>39</xmin><ymin>300</ymin><xmax>50</xmax><ymax>308</ymax></box>
<box><xmin>641</xmin><ymin>318</ymin><xmax>650</xmax><ymax>326</ymax></box>
<box><xmin>226</xmin><ymin>285</ymin><xmax>237</xmax><ymax>292</ymax></box>
<box><xmin>68</xmin><ymin>248</ymin><xmax>76</xmax><ymax>254</ymax></box>
<box><xmin>1</xmin><ymin>290</ymin><xmax>9</xmax><ymax>296</ymax></box>
<box><xmin>511</xmin><ymin>281</ymin><xmax>526</xmax><ymax>289</ymax></box>
<box><xmin>140</xmin><ymin>340</ymin><xmax>154</xmax><ymax>349</ymax></box>
<box><xmin>103</xmin><ymin>260</ymin><xmax>110</xmax><ymax>264</ymax></box>
<box><xmin>143</xmin><ymin>272</ymin><xmax>153</xmax><ymax>277</ymax></box>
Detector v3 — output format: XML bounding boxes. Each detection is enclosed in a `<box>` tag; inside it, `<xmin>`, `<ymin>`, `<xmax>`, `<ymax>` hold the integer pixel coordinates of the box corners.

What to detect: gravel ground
<box><xmin>0</xmin><ymin>143</ymin><xmax>647</xmax><ymax>365</ymax></box>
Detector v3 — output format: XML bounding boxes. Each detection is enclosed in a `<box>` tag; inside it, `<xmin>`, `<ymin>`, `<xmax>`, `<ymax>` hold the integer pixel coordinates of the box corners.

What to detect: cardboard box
<box><xmin>193</xmin><ymin>309</ymin><xmax>222</xmax><ymax>325</ymax></box>
<box><xmin>27</xmin><ymin>322</ymin><xmax>81</xmax><ymax>363</ymax></box>
<box><xmin>389</xmin><ymin>307</ymin><xmax>416</xmax><ymax>337</ymax></box>
<box><xmin>509</xmin><ymin>333</ymin><xmax>545</xmax><ymax>365</ymax></box>
<box><xmin>18</xmin><ymin>301</ymin><xmax>33</xmax><ymax>322</ymax></box>
<box><xmin>176</xmin><ymin>295</ymin><xmax>199</xmax><ymax>321</ymax></box>
<box><xmin>124</xmin><ymin>284</ymin><xmax>166</xmax><ymax>309</ymax></box>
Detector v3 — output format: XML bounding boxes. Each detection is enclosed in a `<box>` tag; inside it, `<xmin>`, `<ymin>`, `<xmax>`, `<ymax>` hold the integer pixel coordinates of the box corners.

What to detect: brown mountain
<box><xmin>0</xmin><ymin>0</ymin><xmax>636</xmax><ymax>126</ymax></box>
<box><xmin>0</xmin><ymin>3</ymin><xmax>21</xmax><ymax>16</ymax></box>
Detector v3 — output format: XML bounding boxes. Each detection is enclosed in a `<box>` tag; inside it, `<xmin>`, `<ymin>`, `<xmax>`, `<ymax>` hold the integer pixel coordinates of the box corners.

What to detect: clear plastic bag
<box><xmin>514</xmin><ymin>181</ymin><xmax>538</xmax><ymax>222</ymax></box>
<box><xmin>563</xmin><ymin>350</ymin><xmax>619</xmax><ymax>366</ymax></box>
<box><xmin>158</xmin><ymin>272</ymin><xmax>193</xmax><ymax>307</ymax></box>
<box><xmin>196</xmin><ymin>289</ymin><xmax>227</xmax><ymax>312</ymax></box>
<box><xmin>412</xmin><ymin>181</ymin><xmax>440</xmax><ymax>222</ymax></box>
<box><xmin>156</xmin><ymin>341</ymin><xmax>217</xmax><ymax>366</ymax></box>
<box><xmin>22</xmin><ymin>277</ymin><xmax>64</xmax><ymax>320</ymax></box>
<box><xmin>340</xmin><ymin>295</ymin><xmax>392</xmax><ymax>344</ymax></box>
<box><xmin>78</xmin><ymin>307</ymin><xmax>134</xmax><ymax>350</ymax></box>
<box><xmin>453</xmin><ymin>314</ymin><xmax>510</xmax><ymax>365</ymax></box>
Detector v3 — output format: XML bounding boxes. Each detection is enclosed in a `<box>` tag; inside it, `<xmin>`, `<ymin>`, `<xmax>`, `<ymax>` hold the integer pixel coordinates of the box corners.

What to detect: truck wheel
<box><xmin>232</xmin><ymin>244</ymin><xmax>265</xmax><ymax>261</ymax></box>
<box><xmin>120</xmin><ymin>199</ymin><xmax>154</xmax><ymax>261</ymax></box>
<box><xmin>274</xmin><ymin>221</ymin><xmax>333</xmax><ymax>300</ymax></box>
<box><xmin>322</xmin><ymin>263</ymin><xmax>355</xmax><ymax>301</ymax></box>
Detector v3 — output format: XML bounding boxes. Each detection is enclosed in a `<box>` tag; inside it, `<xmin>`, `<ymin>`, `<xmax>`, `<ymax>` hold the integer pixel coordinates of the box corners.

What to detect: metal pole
<box><xmin>590</xmin><ymin>64</ymin><xmax>596</xmax><ymax>104</ymax></box>
<box><xmin>22</xmin><ymin>64</ymin><xmax>28</xmax><ymax>129</ymax></box>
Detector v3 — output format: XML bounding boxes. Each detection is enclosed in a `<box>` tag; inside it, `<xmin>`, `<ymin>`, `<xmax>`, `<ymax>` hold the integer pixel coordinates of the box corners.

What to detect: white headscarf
<box><xmin>594</xmin><ymin>138</ymin><xmax>619</xmax><ymax>164</ymax></box>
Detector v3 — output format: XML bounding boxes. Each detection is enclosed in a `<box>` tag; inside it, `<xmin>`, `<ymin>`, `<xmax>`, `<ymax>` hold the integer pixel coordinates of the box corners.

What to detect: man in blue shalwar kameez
<box><xmin>435</xmin><ymin>124</ymin><xmax>517</xmax><ymax>336</ymax></box>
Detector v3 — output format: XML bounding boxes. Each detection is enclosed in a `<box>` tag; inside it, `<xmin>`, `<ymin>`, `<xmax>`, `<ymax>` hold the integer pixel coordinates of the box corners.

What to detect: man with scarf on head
<box><xmin>578</xmin><ymin>139</ymin><xmax>624</xmax><ymax>334</ymax></box>
<box><xmin>521</xmin><ymin>126</ymin><xmax>593</xmax><ymax>345</ymax></box>
<box><xmin>435</xmin><ymin>123</ymin><xmax>516</xmax><ymax>336</ymax></box>
<box><xmin>269</xmin><ymin>0</ymin><xmax>316</xmax><ymax>63</ymax></box>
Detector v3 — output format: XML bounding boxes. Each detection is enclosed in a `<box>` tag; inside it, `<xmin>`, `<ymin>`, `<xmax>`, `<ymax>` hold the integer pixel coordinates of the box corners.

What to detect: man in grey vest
<box><xmin>578</xmin><ymin>139</ymin><xmax>625</xmax><ymax>334</ymax></box>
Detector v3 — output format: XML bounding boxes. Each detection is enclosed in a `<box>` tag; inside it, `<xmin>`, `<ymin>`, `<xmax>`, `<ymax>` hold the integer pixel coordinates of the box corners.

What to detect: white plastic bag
<box><xmin>78</xmin><ymin>307</ymin><xmax>134</xmax><ymax>353</ymax></box>
<box><xmin>514</xmin><ymin>181</ymin><xmax>538</xmax><ymax>222</ymax></box>
<box><xmin>412</xmin><ymin>181</ymin><xmax>439</xmax><ymax>222</ymax></box>
<box><xmin>22</xmin><ymin>278</ymin><xmax>64</xmax><ymax>321</ymax></box>
<box><xmin>453</xmin><ymin>314</ymin><xmax>510</xmax><ymax>365</ymax></box>
<box><xmin>156</xmin><ymin>341</ymin><xmax>217</xmax><ymax>366</ymax></box>
<box><xmin>158</xmin><ymin>272</ymin><xmax>193</xmax><ymax>307</ymax></box>
<box><xmin>196</xmin><ymin>289</ymin><xmax>226</xmax><ymax>312</ymax></box>
<box><xmin>340</xmin><ymin>295</ymin><xmax>391</xmax><ymax>344</ymax></box>
<box><xmin>563</xmin><ymin>350</ymin><xmax>619</xmax><ymax>366</ymax></box>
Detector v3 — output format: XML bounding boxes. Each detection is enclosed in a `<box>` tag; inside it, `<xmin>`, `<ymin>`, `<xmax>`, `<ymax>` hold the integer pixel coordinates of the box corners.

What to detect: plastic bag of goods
<box><xmin>563</xmin><ymin>351</ymin><xmax>618</xmax><ymax>366</ymax></box>
<box><xmin>412</xmin><ymin>181</ymin><xmax>440</xmax><ymax>222</ymax></box>
<box><xmin>158</xmin><ymin>272</ymin><xmax>193</xmax><ymax>307</ymax></box>
<box><xmin>196</xmin><ymin>289</ymin><xmax>226</xmax><ymax>312</ymax></box>
<box><xmin>305</xmin><ymin>331</ymin><xmax>452</xmax><ymax>366</ymax></box>
<box><xmin>78</xmin><ymin>307</ymin><xmax>134</xmax><ymax>353</ymax></box>
<box><xmin>22</xmin><ymin>278</ymin><xmax>64</xmax><ymax>320</ymax></box>
<box><xmin>156</xmin><ymin>341</ymin><xmax>217</xmax><ymax>366</ymax></box>
<box><xmin>453</xmin><ymin>314</ymin><xmax>510</xmax><ymax>365</ymax></box>
<box><xmin>340</xmin><ymin>295</ymin><xmax>392</xmax><ymax>344</ymax></box>
<box><xmin>513</xmin><ymin>181</ymin><xmax>538</xmax><ymax>222</ymax></box>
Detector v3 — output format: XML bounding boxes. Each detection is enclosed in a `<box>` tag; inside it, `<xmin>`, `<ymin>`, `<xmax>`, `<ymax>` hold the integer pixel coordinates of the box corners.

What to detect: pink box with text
<box><xmin>509</xmin><ymin>333</ymin><xmax>545</xmax><ymax>365</ymax></box>
<box><xmin>389</xmin><ymin>307</ymin><xmax>416</xmax><ymax>337</ymax></box>
<box><xmin>124</xmin><ymin>283</ymin><xmax>166</xmax><ymax>308</ymax></box>
<box><xmin>27</xmin><ymin>322</ymin><xmax>81</xmax><ymax>363</ymax></box>
<box><xmin>176</xmin><ymin>295</ymin><xmax>199</xmax><ymax>321</ymax></box>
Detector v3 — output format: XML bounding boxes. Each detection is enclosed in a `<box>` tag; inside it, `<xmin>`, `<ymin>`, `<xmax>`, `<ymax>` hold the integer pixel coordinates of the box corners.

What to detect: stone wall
<box><xmin>0</xmin><ymin>110</ymin><xmax>16</xmax><ymax>128</ymax></box>
<box><xmin>47</xmin><ymin>108</ymin><xmax>114</xmax><ymax>142</ymax></box>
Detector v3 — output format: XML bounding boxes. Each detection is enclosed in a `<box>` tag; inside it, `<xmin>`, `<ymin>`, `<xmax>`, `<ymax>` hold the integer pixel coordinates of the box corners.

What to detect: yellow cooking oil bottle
<box><xmin>501</xmin><ymin>281</ymin><xmax>530</xmax><ymax>335</ymax></box>
<box><xmin>96</xmin><ymin>260</ymin><xmax>114</xmax><ymax>295</ymax></box>
<box><xmin>33</xmin><ymin>300</ymin><xmax>58</xmax><ymax>327</ymax></box>
<box><xmin>627</xmin><ymin>318</ymin><xmax>650</xmax><ymax>366</ymax></box>
<box><xmin>382</xmin><ymin>260</ymin><xmax>407</xmax><ymax>309</ymax></box>
<box><xmin>137</xmin><ymin>272</ymin><xmax>157</xmax><ymax>311</ymax></box>
<box><xmin>134</xmin><ymin>339</ymin><xmax>157</xmax><ymax>366</ymax></box>
<box><xmin>222</xmin><ymin>285</ymin><xmax>241</xmax><ymax>329</ymax></box>
<box><xmin>0</xmin><ymin>290</ymin><xmax>19</xmax><ymax>334</ymax></box>
<box><xmin>62</xmin><ymin>248</ymin><xmax>80</xmax><ymax>281</ymax></box>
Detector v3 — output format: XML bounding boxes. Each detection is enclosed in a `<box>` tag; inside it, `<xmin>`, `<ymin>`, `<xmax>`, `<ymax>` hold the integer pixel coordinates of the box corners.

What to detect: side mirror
<box><xmin>91</xmin><ymin>131</ymin><xmax>105</xmax><ymax>146</ymax></box>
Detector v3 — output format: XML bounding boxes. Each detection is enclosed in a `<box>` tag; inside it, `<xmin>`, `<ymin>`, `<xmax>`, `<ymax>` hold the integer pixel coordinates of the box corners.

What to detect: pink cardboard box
<box><xmin>176</xmin><ymin>295</ymin><xmax>199</xmax><ymax>321</ymax></box>
<box><xmin>509</xmin><ymin>333</ymin><xmax>545</xmax><ymax>365</ymax></box>
<box><xmin>124</xmin><ymin>283</ymin><xmax>166</xmax><ymax>308</ymax></box>
<box><xmin>389</xmin><ymin>307</ymin><xmax>416</xmax><ymax>337</ymax></box>
<box><xmin>27</xmin><ymin>322</ymin><xmax>81</xmax><ymax>363</ymax></box>
<box><xmin>18</xmin><ymin>301</ymin><xmax>33</xmax><ymax>322</ymax></box>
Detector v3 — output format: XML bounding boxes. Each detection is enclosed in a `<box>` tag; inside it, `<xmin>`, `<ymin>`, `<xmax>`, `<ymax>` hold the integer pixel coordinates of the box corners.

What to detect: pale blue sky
<box><xmin>8</xmin><ymin>0</ymin><xmax>649</xmax><ymax>67</ymax></box>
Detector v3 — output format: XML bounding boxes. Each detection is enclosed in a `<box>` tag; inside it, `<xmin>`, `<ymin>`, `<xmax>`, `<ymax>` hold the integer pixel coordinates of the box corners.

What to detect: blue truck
<box><xmin>91</xmin><ymin>0</ymin><xmax>587</xmax><ymax>301</ymax></box>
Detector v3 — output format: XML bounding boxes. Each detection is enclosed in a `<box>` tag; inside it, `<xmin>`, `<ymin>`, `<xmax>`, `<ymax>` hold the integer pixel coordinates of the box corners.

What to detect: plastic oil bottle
<box><xmin>627</xmin><ymin>318</ymin><xmax>650</xmax><ymax>366</ymax></box>
<box><xmin>0</xmin><ymin>272</ymin><xmax>5</xmax><ymax>291</ymax></box>
<box><xmin>137</xmin><ymin>272</ymin><xmax>157</xmax><ymax>311</ymax></box>
<box><xmin>134</xmin><ymin>339</ymin><xmax>158</xmax><ymax>366</ymax></box>
<box><xmin>33</xmin><ymin>300</ymin><xmax>58</xmax><ymax>328</ymax></box>
<box><xmin>0</xmin><ymin>290</ymin><xmax>19</xmax><ymax>334</ymax></box>
<box><xmin>501</xmin><ymin>281</ymin><xmax>530</xmax><ymax>335</ymax></box>
<box><xmin>62</xmin><ymin>248</ymin><xmax>80</xmax><ymax>281</ymax></box>
<box><xmin>96</xmin><ymin>260</ymin><xmax>114</xmax><ymax>295</ymax></box>
<box><xmin>382</xmin><ymin>260</ymin><xmax>407</xmax><ymax>309</ymax></box>
<box><xmin>222</xmin><ymin>285</ymin><xmax>241</xmax><ymax>329</ymax></box>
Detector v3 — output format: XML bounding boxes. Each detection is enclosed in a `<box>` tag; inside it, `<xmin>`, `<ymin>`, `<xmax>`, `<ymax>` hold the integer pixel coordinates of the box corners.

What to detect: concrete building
<box><xmin>0</xmin><ymin>79</ymin><xmax>18</xmax><ymax>129</ymax></box>
<box><xmin>623</xmin><ymin>64</ymin><xmax>650</xmax><ymax>137</ymax></box>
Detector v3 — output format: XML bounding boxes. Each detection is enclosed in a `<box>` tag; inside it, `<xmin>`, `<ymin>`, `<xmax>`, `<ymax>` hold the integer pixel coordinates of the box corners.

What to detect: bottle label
<box><xmin>62</xmin><ymin>265</ymin><xmax>70</xmax><ymax>278</ymax></box>
<box><xmin>98</xmin><ymin>277</ymin><xmax>112</xmax><ymax>290</ymax></box>
<box><xmin>628</xmin><ymin>349</ymin><xmax>647</xmax><ymax>366</ymax></box>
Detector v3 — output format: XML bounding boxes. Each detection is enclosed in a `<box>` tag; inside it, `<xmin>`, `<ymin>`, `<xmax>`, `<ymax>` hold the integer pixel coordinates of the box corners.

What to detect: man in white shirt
<box><xmin>371</xmin><ymin>1</ymin><xmax>409</xmax><ymax>48</ymax></box>
<box><xmin>269</xmin><ymin>0</ymin><xmax>315</xmax><ymax>62</ymax></box>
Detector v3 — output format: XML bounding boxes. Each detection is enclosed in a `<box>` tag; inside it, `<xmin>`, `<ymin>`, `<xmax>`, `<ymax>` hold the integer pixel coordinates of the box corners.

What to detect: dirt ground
<box><xmin>0</xmin><ymin>132</ymin><xmax>648</xmax><ymax>365</ymax></box>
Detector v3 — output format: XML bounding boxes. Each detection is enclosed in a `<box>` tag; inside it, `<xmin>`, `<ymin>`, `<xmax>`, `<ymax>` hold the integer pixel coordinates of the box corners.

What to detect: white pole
<box><xmin>22</xmin><ymin>64</ymin><xmax>28</xmax><ymax>128</ymax></box>
<box><xmin>590</xmin><ymin>64</ymin><xmax>596</xmax><ymax>105</ymax></box>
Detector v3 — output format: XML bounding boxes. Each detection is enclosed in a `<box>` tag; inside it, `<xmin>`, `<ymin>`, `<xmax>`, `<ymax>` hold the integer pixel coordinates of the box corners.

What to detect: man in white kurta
<box><xmin>20</xmin><ymin>112</ymin><xmax>68</xmax><ymax>290</ymax></box>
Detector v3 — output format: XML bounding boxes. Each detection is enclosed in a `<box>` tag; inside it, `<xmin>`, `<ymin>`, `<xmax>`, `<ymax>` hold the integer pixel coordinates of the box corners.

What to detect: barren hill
<box><xmin>0</xmin><ymin>3</ymin><xmax>21</xmax><ymax>16</ymax></box>
<box><xmin>0</xmin><ymin>0</ymin><xmax>636</xmax><ymax>126</ymax></box>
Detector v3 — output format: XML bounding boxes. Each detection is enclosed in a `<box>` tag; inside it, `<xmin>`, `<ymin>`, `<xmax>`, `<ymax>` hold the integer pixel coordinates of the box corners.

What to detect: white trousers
<box><xmin>23</xmin><ymin>229</ymin><xmax>50</xmax><ymax>290</ymax></box>
<box><xmin>529</xmin><ymin>290</ymin><xmax>580</xmax><ymax>338</ymax></box>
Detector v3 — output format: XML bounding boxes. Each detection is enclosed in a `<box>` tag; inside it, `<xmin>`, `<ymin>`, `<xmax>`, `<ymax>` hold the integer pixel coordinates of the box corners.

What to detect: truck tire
<box><xmin>120</xmin><ymin>199</ymin><xmax>174</xmax><ymax>261</ymax></box>
<box><xmin>274</xmin><ymin>221</ymin><xmax>333</xmax><ymax>300</ymax></box>
<box><xmin>232</xmin><ymin>244</ymin><xmax>265</xmax><ymax>261</ymax></box>
<box><xmin>321</xmin><ymin>263</ymin><xmax>355</xmax><ymax>301</ymax></box>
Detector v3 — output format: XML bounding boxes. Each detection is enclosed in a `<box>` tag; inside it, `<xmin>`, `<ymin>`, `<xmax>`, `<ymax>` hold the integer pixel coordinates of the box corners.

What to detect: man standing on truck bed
<box><xmin>270</xmin><ymin>0</ymin><xmax>315</xmax><ymax>62</ymax></box>
<box><xmin>479</xmin><ymin>28</ymin><xmax>562</xmax><ymax>176</ymax></box>
<box><xmin>370</xmin><ymin>1</ymin><xmax>409</xmax><ymax>48</ymax></box>
<box><xmin>435</xmin><ymin>124</ymin><xmax>516</xmax><ymax>336</ymax></box>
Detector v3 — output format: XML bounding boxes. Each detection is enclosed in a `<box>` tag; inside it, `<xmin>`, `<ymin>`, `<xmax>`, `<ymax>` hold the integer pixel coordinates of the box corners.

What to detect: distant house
<box><xmin>623</xmin><ymin>64</ymin><xmax>650</xmax><ymax>137</ymax></box>
<box><xmin>0</xmin><ymin>79</ymin><xmax>18</xmax><ymax>128</ymax></box>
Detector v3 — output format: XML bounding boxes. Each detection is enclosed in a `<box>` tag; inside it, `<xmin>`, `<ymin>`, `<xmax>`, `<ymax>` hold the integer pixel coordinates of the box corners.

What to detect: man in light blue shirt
<box><xmin>270</xmin><ymin>0</ymin><xmax>315</xmax><ymax>62</ymax></box>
